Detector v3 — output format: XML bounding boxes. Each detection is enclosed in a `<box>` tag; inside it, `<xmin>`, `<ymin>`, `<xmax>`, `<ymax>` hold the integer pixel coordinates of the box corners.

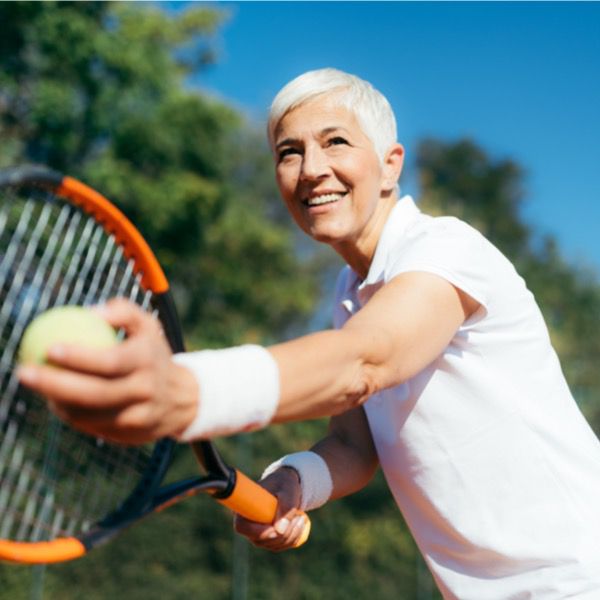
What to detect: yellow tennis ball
<box><xmin>19</xmin><ymin>306</ymin><xmax>118</xmax><ymax>365</ymax></box>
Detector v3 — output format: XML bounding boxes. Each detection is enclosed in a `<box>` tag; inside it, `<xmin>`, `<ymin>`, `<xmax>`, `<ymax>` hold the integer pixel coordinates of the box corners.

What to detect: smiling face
<box><xmin>273</xmin><ymin>96</ymin><xmax>403</xmax><ymax>271</ymax></box>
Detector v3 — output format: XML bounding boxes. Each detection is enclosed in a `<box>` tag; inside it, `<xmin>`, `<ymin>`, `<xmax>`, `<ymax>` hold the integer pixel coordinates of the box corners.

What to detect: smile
<box><xmin>303</xmin><ymin>192</ymin><xmax>346</xmax><ymax>207</ymax></box>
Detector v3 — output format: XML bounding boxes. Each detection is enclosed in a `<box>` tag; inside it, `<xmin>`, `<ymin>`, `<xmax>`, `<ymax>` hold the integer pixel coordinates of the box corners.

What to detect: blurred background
<box><xmin>0</xmin><ymin>2</ymin><xmax>598</xmax><ymax>599</ymax></box>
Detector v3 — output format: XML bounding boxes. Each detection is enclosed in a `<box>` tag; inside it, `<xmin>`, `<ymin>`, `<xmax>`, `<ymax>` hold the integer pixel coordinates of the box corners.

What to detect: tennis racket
<box><xmin>0</xmin><ymin>165</ymin><xmax>310</xmax><ymax>564</ymax></box>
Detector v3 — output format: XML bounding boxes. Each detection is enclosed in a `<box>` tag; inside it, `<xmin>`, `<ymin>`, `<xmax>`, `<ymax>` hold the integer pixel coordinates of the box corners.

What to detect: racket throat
<box><xmin>208</xmin><ymin>467</ymin><xmax>238</xmax><ymax>501</ymax></box>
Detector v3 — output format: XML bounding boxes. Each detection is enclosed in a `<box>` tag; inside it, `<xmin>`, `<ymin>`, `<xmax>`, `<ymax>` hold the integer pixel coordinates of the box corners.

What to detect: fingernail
<box><xmin>17</xmin><ymin>366</ymin><xmax>38</xmax><ymax>384</ymax></box>
<box><xmin>47</xmin><ymin>345</ymin><xmax>65</xmax><ymax>360</ymax></box>
<box><xmin>293</xmin><ymin>516</ymin><xmax>305</xmax><ymax>529</ymax></box>
<box><xmin>267</xmin><ymin>531</ymin><xmax>277</xmax><ymax>539</ymax></box>
<box><xmin>274</xmin><ymin>518</ymin><xmax>290</xmax><ymax>534</ymax></box>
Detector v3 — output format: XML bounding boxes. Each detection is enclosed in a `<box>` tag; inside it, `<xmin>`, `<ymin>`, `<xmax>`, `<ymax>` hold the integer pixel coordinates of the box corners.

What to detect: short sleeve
<box><xmin>386</xmin><ymin>217</ymin><xmax>494</xmax><ymax>312</ymax></box>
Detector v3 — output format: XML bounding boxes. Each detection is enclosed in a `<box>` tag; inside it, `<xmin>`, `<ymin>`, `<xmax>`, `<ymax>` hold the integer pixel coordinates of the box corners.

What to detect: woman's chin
<box><xmin>308</xmin><ymin>226</ymin><xmax>349</xmax><ymax>245</ymax></box>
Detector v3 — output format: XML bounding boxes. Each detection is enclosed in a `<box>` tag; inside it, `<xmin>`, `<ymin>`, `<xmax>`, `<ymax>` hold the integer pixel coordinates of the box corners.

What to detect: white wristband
<box><xmin>262</xmin><ymin>451</ymin><xmax>333</xmax><ymax>511</ymax></box>
<box><xmin>173</xmin><ymin>345</ymin><xmax>279</xmax><ymax>441</ymax></box>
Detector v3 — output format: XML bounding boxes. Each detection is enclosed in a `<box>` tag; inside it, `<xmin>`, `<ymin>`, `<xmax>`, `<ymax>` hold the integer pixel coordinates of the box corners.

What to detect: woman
<box><xmin>19</xmin><ymin>69</ymin><xmax>600</xmax><ymax>599</ymax></box>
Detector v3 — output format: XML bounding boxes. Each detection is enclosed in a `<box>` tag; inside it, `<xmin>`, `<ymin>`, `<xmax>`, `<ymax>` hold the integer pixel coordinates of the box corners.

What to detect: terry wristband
<box><xmin>261</xmin><ymin>451</ymin><xmax>333</xmax><ymax>511</ymax></box>
<box><xmin>173</xmin><ymin>345</ymin><xmax>279</xmax><ymax>441</ymax></box>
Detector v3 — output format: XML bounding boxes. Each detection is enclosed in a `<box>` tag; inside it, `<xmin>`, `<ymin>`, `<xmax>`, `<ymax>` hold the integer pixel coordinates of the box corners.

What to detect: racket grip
<box><xmin>218</xmin><ymin>469</ymin><xmax>311</xmax><ymax>548</ymax></box>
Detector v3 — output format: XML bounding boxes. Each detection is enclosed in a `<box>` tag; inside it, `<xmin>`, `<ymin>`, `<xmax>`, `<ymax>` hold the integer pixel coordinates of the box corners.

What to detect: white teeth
<box><xmin>306</xmin><ymin>193</ymin><xmax>344</xmax><ymax>206</ymax></box>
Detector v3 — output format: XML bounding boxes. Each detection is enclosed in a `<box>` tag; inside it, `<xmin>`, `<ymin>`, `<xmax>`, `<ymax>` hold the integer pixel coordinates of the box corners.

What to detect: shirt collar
<box><xmin>358</xmin><ymin>195</ymin><xmax>421</xmax><ymax>291</ymax></box>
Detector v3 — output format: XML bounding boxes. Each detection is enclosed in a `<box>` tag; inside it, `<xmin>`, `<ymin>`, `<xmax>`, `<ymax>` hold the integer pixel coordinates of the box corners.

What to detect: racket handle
<box><xmin>218</xmin><ymin>469</ymin><xmax>311</xmax><ymax>548</ymax></box>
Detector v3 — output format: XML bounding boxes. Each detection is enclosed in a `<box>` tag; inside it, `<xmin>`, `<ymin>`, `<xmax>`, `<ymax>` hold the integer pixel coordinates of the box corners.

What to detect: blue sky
<box><xmin>183</xmin><ymin>1</ymin><xmax>600</xmax><ymax>274</ymax></box>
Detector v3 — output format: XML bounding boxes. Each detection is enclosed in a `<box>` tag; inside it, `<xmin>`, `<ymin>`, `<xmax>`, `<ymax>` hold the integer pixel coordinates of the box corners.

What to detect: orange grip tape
<box><xmin>218</xmin><ymin>469</ymin><xmax>311</xmax><ymax>547</ymax></box>
<box><xmin>0</xmin><ymin>538</ymin><xmax>86</xmax><ymax>564</ymax></box>
<box><xmin>57</xmin><ymin>176</ymin><xmax>169</xmax><ymax>294</ymax></box>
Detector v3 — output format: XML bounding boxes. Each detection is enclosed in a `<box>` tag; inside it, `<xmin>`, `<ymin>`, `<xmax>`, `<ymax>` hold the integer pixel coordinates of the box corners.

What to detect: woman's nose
<box><xmin>300</xmin><ymin>146</ymin><xmax>330</xmax><ymax>181</ymax></box>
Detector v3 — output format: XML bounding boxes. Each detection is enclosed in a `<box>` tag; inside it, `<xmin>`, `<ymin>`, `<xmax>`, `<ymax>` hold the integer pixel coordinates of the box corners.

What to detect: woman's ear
<box><xmin>381</xmin><ymin>144</ymin><xmax>405</xmax><ymax>192</ymax></box>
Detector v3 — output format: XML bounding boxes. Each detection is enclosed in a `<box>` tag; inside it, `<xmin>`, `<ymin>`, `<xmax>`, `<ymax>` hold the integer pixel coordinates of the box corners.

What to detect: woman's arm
<box><xmin>313</xmin><ymin>405</ymin><xmax>378</xmax><ymax>501</ymax></box>
<box><xmin>234</xmin><ymin>405</ymin><xmax>377</xmax><ymax>551</ymax></box>
<box><xmin>17</xmin><ymin>271</ymin><xmax>479</xmax><ymax>442</ymax></box>
<box><xmin>271</xmin><ymin>270</ymin><xmax>479</xmax><ymax>421</ymax></box>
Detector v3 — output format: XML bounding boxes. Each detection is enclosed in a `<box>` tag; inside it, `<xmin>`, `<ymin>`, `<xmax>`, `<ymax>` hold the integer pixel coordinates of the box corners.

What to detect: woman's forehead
<box><xmin>274</xmin><ymin>99</ymin><xmax>363</xmax><ymax>141</ymax></box>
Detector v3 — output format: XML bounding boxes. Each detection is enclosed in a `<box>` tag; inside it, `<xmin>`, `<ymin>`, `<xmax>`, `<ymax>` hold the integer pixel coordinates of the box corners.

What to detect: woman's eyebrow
<box><xmin>275</xmin><ymin>126</ymin><xmax>352</xmax><ymax>150</ymax></box>
<box><xmin>275</xmin><ymin>137</ymin><xmax>297</xmax><ymax>150</ymax></box>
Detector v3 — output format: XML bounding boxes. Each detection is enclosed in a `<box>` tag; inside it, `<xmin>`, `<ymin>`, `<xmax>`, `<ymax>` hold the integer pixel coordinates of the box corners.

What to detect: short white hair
<box><xmin>268</xmin><ymin>68</ymin><xmax>397</xmax><ymax>163</ymax></box>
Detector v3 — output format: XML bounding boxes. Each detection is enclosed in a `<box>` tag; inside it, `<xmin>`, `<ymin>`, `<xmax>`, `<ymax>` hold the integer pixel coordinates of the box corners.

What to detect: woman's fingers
<box><xmin>92</xmin><ymin>298</ymin><xmax>159</xmax><ymax>337</ymax></box>
<box><xmin>268</xmin><ymin>512</ymin><xmax>310</xmax><ymax>551</ymax></box>
<box><xmin>38</xmin><ymin>300</ymin><xmax>166</xmax><ymax>377</ymax></box>
<box><xmin>17</xmin><ymin>297</ymin><xmax>170</xmax><ymax>407</ymax></box>
<box><xmin>235</xmin><ymin>511</ymin><xmax>308</xmax><ymax>552</ymax></box>
<box><xmin>42</xmin><ymin>343</ymin><xmax>130</xmax><ymax>378</ymax></box>
<box><xmin>45</xmin><ymin>331</ymin><xmax>164</xmax><ymax>378</ymax></box>
<box><xmin>15</xmin><ymin>298</ymin><xmax>197</xmax><ymax>444</ymax></box>
<box><xmin>234</xmin><ymin>514</ymin><xmax>274</xmax><ymax>540</ymax></box>
<box><xmin>234</xmin><ymin>468</ymin><xmax>306</xmax><ymax>552</ymax></box>
<box><xmin>18</xmin><ymin>364</ymin><xmax>137</xmax><ymax>407</ymax></box>
<box><xmin>18</xmin><ymin>359</ymin><xmax>180</xmax><ymax>439</ymax></box>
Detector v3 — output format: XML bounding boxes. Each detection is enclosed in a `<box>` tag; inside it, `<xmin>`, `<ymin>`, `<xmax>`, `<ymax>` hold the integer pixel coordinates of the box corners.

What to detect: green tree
<box><xmin>0</xmin><ymin>1</ymin><xmax>318</xmax><ymax>348</ymax></box>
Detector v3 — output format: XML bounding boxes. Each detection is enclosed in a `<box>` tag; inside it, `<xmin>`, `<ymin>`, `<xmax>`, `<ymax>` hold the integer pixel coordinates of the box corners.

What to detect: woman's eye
<box><xmin>278</xmin><ymin>147</ymin><xmax>299</xmax><ymax>161</ymax></box>
<box><xmin>328</xmin><ymin>136</ymin><xmax>349</xmax><ymax>146</ymax></box>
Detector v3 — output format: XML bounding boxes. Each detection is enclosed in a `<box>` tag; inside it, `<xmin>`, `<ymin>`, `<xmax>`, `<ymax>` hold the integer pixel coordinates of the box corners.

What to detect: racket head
<box><xmin>0</xmin><ymin>166</ymin><xmax>310</xmax><ymax>563</ymax></box>
<box><xmin>0</xmin><ymin>166</ymin><xmax>183</xmax><ymax>562</ymax></box>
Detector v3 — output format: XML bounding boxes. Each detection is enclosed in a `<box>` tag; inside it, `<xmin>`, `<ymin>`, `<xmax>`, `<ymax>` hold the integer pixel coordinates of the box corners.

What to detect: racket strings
<box><xmin>0</xmin><ymin>186</ymin><xmax>157</xmax><ymax>543</ymax></box>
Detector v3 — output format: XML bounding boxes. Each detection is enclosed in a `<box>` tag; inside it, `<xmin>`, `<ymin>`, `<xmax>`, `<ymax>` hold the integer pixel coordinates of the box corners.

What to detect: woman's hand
<box><xmin>234</xmin><ymin>467</ymin><xmax>308</xmax><ymax>552</ymax></box>
<box><xmin>16</xmin><ymin>298</ymin><xmax>198</xmax><ymax>444</ymax></box>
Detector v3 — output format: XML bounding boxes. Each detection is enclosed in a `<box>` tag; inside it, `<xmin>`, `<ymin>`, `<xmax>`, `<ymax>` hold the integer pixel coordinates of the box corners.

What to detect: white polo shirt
<box><xmin>333</xmin><ymin>196</ymin><xmax>600</xmax><ymax>599</ymax></box>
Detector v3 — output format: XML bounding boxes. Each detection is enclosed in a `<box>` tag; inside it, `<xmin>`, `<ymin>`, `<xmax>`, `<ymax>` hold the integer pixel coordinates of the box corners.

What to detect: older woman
<box><xmin>19</xmin><ymin>69</ymin><xmax>600</xmax><ymax>599</ymax></box>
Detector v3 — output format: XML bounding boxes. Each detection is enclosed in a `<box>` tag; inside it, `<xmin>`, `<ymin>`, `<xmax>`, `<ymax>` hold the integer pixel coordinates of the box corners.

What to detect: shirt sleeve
<box><xmin>386</xmin><ymin>217</ymin><xmax>495</xmax><ymax>313</ymax></box>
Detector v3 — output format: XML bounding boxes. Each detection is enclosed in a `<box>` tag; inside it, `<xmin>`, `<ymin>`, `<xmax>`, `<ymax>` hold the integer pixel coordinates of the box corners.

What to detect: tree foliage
<box><xmin>0</xmin><ymin>0</ymin><xmax>317</xmax><ymax>347</ymax></box>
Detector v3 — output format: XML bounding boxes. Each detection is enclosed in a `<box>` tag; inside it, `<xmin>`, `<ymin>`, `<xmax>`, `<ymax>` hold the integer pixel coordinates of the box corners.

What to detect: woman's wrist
<box><xmin>262</xmin><ymin>451</ymin><xmax>333</xmax><ymax>511</ymax></box>
<box><xmin>279</xmin><ymin>466</ymin><xmax>301</xmax><ymax>485</ymax></box>
<box><xmin>169</xmin><ymin>362</ymin><xmax>201</xmax><ymax>438</ymax></box>
<box><xmin>172</xmin><ymin>345</ymin><xmax>280</xmax><ymax>441</ymax></box>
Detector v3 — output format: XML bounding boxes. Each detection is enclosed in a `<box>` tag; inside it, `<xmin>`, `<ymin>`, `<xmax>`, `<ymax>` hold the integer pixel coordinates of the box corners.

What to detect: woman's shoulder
<box><xmin>387</xmin><ymin>211</ymin><xmax>490</xmax><ymax>269</ymax></box>
<box><xmin>408</xmin><ymin>211</ymin><xmax>486</xmax><ymax>244</ymax></box>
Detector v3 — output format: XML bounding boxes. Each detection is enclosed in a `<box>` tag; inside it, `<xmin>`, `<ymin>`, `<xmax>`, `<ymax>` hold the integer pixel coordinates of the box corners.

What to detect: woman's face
<box><xmin>273</xmin><ymin>97</ymin><xmax>401</xmax><ymax>251</ymax></box>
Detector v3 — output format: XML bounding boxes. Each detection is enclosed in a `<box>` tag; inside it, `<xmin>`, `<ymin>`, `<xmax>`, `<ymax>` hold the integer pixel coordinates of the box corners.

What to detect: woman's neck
<box><xmin>332</xmin><ymin>194</ymin><xmax>397</xmax><ymax>280</ymax></box>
